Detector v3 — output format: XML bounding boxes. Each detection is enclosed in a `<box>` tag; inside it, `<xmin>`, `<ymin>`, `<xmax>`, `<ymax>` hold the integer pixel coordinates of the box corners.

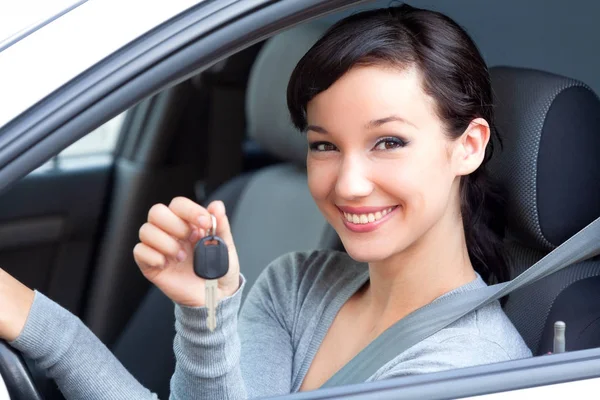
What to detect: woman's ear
<box><xmin>454</xmin><ymin>117</ymin><xmax>490</xmax><ymax>176</ymax></box>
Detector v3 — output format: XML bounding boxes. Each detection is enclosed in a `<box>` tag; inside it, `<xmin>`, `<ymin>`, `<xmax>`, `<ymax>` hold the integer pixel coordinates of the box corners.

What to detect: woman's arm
<box><xmin>169</xmin><ymin>277</ymin><xmax>247</xmax><ymax>399</ymax></box>
<box><xmin>0</xmin><ymin>270</ymin><xmax>157</xmax><ymax>400</ymax></box>
<box><xmin>0</xmin><ymin>197</ymin><xmax>297</xmax><ymax>400</ymax></box>
<box><xmin>170</xmin><ymin>256</ymin><xmax>298</xmax><ymax>399</ymax></box>
<box><xmin>0</xmin><ymin>268</ymin><xmax>33</xmax><ymax>342</ymax></box>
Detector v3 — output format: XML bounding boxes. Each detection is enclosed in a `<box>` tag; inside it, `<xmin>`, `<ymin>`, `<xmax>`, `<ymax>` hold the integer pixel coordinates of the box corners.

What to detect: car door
<box><xmin>0</xmin><ymin>0</ymin><xmax>208</xmax><ymax>319</ymax></box>
<box><xmin>0</xmin><ymin>115</ymin><xmax>124</xmax><ymax>316</ymax></box>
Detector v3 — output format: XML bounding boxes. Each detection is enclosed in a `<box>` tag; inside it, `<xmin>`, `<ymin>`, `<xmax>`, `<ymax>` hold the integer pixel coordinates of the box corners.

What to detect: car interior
<box><xmin>0</xmin><ymin>2</ymin><xmax>599</xmax><ymax>399</ymax></box>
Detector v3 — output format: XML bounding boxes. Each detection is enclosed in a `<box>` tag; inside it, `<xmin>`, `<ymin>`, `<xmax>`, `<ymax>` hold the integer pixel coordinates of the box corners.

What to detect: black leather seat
<box><xmin>488</xmin><ymin>66</ymin><xmax>600</xmax><ymax>355</ymax></box>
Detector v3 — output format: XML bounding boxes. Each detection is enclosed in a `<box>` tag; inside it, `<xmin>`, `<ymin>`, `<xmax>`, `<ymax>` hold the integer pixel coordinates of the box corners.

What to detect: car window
<box><xmin>32</xmin><ymin>111</ymin><xmax>125</xmax><ymax>173</ymax></box>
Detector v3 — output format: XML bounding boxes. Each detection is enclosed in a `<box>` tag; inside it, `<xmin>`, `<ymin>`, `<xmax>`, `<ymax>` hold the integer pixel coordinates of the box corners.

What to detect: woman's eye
<box><xmin>373</xmin><ymin>137</ymin><xmax>407</xmax><ymax>151</ymax></box>
<box><xmin>309</xmin><ymin>142</ymin><xmax>337</xmax><ymax>152</ymax></box>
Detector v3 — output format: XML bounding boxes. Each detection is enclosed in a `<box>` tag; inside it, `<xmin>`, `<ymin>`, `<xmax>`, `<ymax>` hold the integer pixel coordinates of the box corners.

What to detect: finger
<box><xmin>206</xmin><ymin>200</ymin><xmax>235</xmax><ymax>249</ymax></box>
<box><xmin>168</xmin><ymin>197</ymin><xmax>212</xmax><ymax>231</ymax></box>
<box><xmin>139</xmin><ymin>223</ymin><xmax>187</xmax><ymax>262</ymax></box>
<box><xmin>148</xmin><ymin>203</ymin><xmax>193</xmax><ymax>241</ymax></box>
<box><xmin>133</xmin><ymin>242</ymin><xmax>168</xmax><ymax>271</ymax></box>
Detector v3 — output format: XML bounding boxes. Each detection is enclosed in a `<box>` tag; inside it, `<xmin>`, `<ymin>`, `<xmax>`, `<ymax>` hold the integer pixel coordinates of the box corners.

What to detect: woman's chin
<box><xmin>343</xmin><ymin>246</ymin><xmax>391</xmax><ymax>264</ymax></box>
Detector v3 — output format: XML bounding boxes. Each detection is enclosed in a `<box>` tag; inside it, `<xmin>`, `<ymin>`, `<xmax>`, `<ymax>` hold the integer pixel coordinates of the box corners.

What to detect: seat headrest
<box><xmin>488</xmin><ymin>66</ymin><xmax>600</xmax><ymax>251</ymax></box>
<box><xmin>246</xmin><ymin>22</ymin><xmax>329</xmax><ymax>166</ymax></box>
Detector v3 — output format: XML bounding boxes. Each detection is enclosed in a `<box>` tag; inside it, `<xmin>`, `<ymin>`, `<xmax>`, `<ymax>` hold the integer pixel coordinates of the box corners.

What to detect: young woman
<box><xmin>0</xmin><ymin>4</ymin><xmax>531</xmax><ymax>399</ymax></box>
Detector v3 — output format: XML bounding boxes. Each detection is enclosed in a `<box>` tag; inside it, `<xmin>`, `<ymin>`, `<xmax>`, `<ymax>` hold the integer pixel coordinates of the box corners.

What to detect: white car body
<box><xmin>0</xmin><ymin>373</ymin><xmax>8</xmax><ymax>400</ymax></box>
<box><xmin>0</xmin><ymin>0</ymin><xmax>203</xmax><ymax>130</ymax></box>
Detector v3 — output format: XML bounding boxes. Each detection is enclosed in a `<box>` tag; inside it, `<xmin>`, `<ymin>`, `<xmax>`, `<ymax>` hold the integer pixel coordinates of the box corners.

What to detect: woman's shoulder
<box><xmin>240</xmin><ymin>250</ymin><xmax>369</xmax><ymax>334</ymax></box>
<box><xmin>244</xmin><ymin>250</ymin><xmax>368</xmax><ymax>314</ymax></box>
<box><xmin>425</xmin><ymin>276</ymin><xmax>532</xmax><ymax>362</ymax></box>
<box><xmin>428</xmin><ymin>275</ymin><xmax>531</xmax><ymax>359</ymax></box>
<box><xmin>369</xmin><ymin>277</ymin><xmax>532</xmax><ymax>381</ymax></box>
<box><xmin>436</xmin><ymin>301</ymin><xmax>530</xmax><ymax>355</ymax></box>
<box><xmin>370</xmin><ymin>302</ymin><xmax>532</xmax><ymax>381</ymax></box>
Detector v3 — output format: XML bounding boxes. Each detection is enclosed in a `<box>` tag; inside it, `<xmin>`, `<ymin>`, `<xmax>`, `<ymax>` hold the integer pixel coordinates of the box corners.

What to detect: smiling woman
<box><xmin>0</xmin><ymin>3</ymin><xmax>536</xmax><ymax>400</ymax></box>
<box><xmin>289</xmin><ymin>6</ymin><xmax>509</xmax><ymax>284</ymax></box>
<box><xmin>286</xmin><ymin>5</ymin><xmax>531</xmax><ymax>390</ymax></box>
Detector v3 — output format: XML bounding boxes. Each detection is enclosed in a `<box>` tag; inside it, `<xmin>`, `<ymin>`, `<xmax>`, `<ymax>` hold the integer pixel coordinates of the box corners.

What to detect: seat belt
<box><xmin>322</xmin><ymin>216</ymin><xmax>600</xmax><ymax>388</ymax></box>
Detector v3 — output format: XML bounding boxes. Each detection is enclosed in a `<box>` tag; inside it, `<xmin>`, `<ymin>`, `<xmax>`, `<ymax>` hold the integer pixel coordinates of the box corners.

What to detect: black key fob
<box><xmin>193</xmin><ymin>235</ymin><xmax>229</xmax><ymax>280</ymax></box>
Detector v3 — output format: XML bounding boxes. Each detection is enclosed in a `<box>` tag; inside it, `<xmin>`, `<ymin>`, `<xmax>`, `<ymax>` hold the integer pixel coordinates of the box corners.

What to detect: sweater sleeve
<box><xmin>169</xmin><ymin>276</ymin><xmax>247</xmax><ymax>399</ymax></box>
<box><xmin>171</xmin><ymin>253</ymin><xmax>300</xmax><ymax>400</ymax></box>
<box><xmin>10</xmin><ymin>291</ymin><xmax>158</xmax><ymax>400</ymax></box>
<box><xmin>10</xmin><ymin>253</ymin><xmax>305</xmax><ymax>400</ymax></box>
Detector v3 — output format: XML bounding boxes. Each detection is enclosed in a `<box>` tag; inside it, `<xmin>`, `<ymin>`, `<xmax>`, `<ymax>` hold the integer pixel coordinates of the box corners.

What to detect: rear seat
<box><xmin>111</xmin><ymin>22</ymin><xmax>332</xmax><ymax>398</ymax></box>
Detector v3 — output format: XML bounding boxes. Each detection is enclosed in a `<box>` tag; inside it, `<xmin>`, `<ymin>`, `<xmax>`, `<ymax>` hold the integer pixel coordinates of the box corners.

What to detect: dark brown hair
<box><xmin>287</xmin><ymin>4</ymin><xmax>509</xmax><ymax>284</ymax></box>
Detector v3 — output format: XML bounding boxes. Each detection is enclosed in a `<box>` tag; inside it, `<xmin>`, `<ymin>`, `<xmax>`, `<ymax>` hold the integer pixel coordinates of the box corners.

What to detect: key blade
<box><xmin>205</xmin><ymin>280</ymin><xmax>218</xmax><ymax>332</ymax></box>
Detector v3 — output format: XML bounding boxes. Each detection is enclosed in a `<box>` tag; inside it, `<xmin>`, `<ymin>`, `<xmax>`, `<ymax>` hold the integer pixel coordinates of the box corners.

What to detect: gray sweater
<box><xmin>10</xmin><ymin>250</ymin><xmax>532</xmax><ymax>399</ymax></box>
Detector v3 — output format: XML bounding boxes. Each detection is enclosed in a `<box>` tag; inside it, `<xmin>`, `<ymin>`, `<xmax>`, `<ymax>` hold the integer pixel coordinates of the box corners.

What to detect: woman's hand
<box><xmin>0</xmin><ymin>269</ymin><xmax>35</xmax><ymax>342</ymax></box>
<box><xmin>133</xmin><ymin>198</ymin><xmax>240</xmax><ymax>307</ymax></box>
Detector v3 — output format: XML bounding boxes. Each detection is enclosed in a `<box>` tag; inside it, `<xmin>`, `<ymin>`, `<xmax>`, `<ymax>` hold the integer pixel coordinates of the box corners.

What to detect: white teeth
<box><xmin>343</xmin><ymin>207</ymin><xmax>396</xmax><ymax>225</ymax></box>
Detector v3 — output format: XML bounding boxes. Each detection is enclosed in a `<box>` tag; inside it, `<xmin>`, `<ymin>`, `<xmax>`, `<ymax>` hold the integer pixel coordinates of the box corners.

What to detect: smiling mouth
<box><xmin>341</xmin><ymin>206</ymin><xmax>398</xmax><ymax>225</ymax></box>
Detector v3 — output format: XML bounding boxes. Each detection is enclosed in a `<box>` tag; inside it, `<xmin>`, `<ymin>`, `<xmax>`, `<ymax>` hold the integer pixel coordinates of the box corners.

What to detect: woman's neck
<box><xmin>356</xmin><ymin>208</ymin><xmax>477</xmax><ymax>336</ymax></box>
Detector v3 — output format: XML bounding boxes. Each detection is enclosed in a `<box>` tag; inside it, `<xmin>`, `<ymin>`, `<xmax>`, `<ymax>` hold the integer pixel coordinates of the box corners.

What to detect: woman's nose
<box><xmin>335</xmin><ymin>157</ymin><xmax>374</xmax><ymax>200</ymax></box>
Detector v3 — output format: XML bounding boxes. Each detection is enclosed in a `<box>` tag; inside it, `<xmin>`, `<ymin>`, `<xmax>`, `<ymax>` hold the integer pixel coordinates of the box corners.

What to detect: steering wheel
<box><xmin>0</xmin><ymin>340</ymin><xmax>43</xmax><ymax>400</ymax></box>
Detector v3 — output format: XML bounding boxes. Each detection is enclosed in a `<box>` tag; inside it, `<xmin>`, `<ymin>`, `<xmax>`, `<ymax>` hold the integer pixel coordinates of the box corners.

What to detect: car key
<box><xmin>193</xmin><ymin>214</ymin><xmax>229</xmax><ymax>331</ymax></box>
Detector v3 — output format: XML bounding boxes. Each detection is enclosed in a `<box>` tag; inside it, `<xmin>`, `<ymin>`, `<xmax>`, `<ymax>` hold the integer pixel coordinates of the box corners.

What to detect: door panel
<box><xmin>0</xmin><ymin>164</ymin><xmax>112</xmax><ymax>315</ymax></box>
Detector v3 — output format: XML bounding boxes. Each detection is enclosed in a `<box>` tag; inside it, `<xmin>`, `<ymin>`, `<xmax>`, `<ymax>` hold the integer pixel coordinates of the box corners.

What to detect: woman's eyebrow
<box><xmin>306</xmin><ymin>125</ymin><xmax>329</xmax><ymax>134</ymax></box>
<box><xmin>306</xmin><ymin>115</ymin><xmax>415</xmax><ymax>134</ymax></box>
<box><xmin>366</xmin><ymin>115</ymin><xmax>416</xmax><ymax>129</ymax></box>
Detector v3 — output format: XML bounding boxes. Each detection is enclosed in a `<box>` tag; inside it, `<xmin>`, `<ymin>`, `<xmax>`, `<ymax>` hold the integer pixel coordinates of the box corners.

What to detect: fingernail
<box><xmin>188</xmin><ymin>229</ymin><xmax>198</xmax><ymax>242</ymax></box>
<box><xmin>197</xmin><ymin>215</ymin><xmax>208</xmax><ymax>227</ymax></box>
<box><xmin>176</xmin><ymin>250</ymin><xmax>187</xmax><ymax>262</ymax></box>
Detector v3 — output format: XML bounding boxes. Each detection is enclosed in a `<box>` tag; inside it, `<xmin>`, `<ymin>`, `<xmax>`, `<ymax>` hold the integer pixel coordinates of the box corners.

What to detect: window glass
<box><xmin>32</xmin><ymin>112</ymin><xmax>125</xmax><ymax>173</ymax></box>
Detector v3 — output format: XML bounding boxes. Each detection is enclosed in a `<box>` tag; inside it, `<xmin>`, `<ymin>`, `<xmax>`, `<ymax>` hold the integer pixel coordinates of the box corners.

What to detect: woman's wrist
<box><xmin>0</xmin><ymin>269</ymin><xmax>35</xmax><ymax>342</ymax></box>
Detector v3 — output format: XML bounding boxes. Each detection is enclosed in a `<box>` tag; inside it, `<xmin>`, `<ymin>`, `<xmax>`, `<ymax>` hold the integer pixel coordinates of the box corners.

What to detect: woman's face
<box><xmin>306</xmin><ymin>65</ymin><xmax>486</xmax><ymax>263</ymax></box>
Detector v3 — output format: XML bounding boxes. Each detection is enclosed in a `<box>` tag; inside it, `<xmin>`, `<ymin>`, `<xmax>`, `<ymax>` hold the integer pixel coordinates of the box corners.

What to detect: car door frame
<box><xmin>275</xmin><ymin>347</ymin><xmax>600</xmax><ymax>399</ymax></box>
<box><xmin>0</xmin><ymin>0</ymin><xmax>599</xmax><ymax>398</ymax></box>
